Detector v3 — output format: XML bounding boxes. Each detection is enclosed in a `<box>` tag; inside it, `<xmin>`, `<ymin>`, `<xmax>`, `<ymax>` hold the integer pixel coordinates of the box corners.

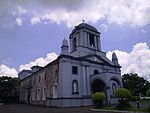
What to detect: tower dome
<box><xmin>70</xmin><ymin>23</ymin><xmax>99</xmax><ymax>35</ymax></box>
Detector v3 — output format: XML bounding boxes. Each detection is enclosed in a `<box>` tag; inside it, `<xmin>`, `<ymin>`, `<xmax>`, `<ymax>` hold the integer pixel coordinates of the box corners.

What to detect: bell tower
<box><xmin>69</xmin><ymin>22</ymin><xmax>101</xmax><ymax>57</ymax></box>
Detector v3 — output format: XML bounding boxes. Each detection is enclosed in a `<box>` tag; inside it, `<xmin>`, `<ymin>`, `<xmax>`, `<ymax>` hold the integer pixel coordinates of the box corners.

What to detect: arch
<box><xmin>72</xmin><ymin>80</ymin><xmax>79</xmax><ymax>94</ymax></box>
<box><xmin>91</xmin><ymin>78</ymin><xmax>106</xmax><ymax>94</ymax></box>
<box><xmin>109</xmin><ymin>76</ymin><xmax>122</xmax><ymax>87</ymax></box>
<box><xmin>53</xmin><ymin>83</ymin><xmax>58</xmax><ymax>98</ymax></box>
<box><xmin>94</xmin><ymin>69</ymin><xmax>99</xmax><ymax>75</ymax></box>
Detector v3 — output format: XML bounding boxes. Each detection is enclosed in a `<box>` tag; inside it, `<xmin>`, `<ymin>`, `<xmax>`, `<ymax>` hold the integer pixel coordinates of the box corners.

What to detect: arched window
<box><xmin>72</xmin><ymin>80</ymin><xmax>79</xmax><ymax>94</ymax></box>
<box><xmin>73</xmin><ymin>37</ymin><xmax>77</xmax><ymax>51</ymax></box>
<box><xmin>32</xmin><ymin>89</ymin><xmax>35</xmax><ymax>101</ymax></box>
<box><xmin>53</xmin><ymin>83</ymin><xmax>58</xmax><ymax>98</ymax></box>
<box><xmin>112</xmin><ymin>83</ymin><xmax>117</xmax><ymax>95</ymax></box>
<box><xmin>39</xmin><ymin>76</ymin><xmax>41</xmax><ymax>82</ymax></box>
<box><xmin>37</xmin><ymin>88</ymin><xmax>41</xmax><ymax>101</ymax></box>
<box><xmin>42</xmin><ymin>86</ymin><xmax>46</xmax><ymax>100</ymax></box>
<box><xmin>89</xmin><ymin>34</ymin><xmax>95</xmax><ymax>47</ymax></box>
<box><xmin>94</xmin><ymin>70</ymin><xmax>99</xmax><ymax>75</ymax></box>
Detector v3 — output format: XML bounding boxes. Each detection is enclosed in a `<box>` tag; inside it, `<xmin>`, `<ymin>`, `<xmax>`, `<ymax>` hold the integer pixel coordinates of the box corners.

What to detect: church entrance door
<box><xmin>91</xmin><ymin>79</ymin><xmax>106</xmax><ymax>94</ymax></box>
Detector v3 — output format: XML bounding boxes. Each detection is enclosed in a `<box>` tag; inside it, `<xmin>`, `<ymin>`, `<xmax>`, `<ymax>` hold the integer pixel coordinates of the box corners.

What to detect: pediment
<box><xmin>86</xmin><ymin>56</ymin><xmax>103</xmax><ymax>63</ymax></box>
<box><xmin>81</xmin><ymin>54</ymin><xmax>115</xmax><ymax>66</ymax></box>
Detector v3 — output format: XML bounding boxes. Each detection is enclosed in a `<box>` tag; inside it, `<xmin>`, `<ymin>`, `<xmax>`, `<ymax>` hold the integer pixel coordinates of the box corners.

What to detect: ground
<box><xmin>0</xmin><ymin>104</ymin><xmax>96</xmax><ymax>113</ymax></box>
<box><xmin>0</xmin><ymin>103</ymin><xmax>149</xmax><ymax>113</ymax></box>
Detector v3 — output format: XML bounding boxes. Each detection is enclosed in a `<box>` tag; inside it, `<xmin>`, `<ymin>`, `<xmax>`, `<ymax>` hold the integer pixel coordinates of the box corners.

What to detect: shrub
<box><xmin>115</xmin><ymin>88</ymin><xmax>132</xmax><ymax>108</ymax></box>
<box><xmin>115</xmin><ymin>88</ymin><xmax>132</xmax><ymax>99</ymax></box>
<box><xmin>92</xmin><ymin>92</ymin><xmax>106</xmax><ymax>107</ymax></box>
<box><xmin>131</xmin><ymin>96</ymin><xmax>140</xmax><ymax>101</ymax></box>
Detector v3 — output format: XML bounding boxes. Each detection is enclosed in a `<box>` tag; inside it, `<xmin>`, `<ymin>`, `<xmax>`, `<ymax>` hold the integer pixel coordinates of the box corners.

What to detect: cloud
<box><xmin>19</xmin><ymin>52</ymin><xmax>58</xmax><ymax>71</ymax></box>
<box><xmin>0</xmin><ymin>52</ymin><xmax>58</xmax><ymax>77</ymax></box>
<box><xmin>0</xmin><ymin>64</ymin><xmax>18</xmax><ymax>77</ymax></box>
<box><xmin>15</xmin><ymin>17</ymin><xmax>23</xmax><ymax>26</ymax></box>
<box><xmin>100</xmin><ymin>24</ymin><xmax>108</xmax><ymax>32</ymax></box>
<box><xmin>31</xmin><ymin>17</ymin><xmax>41</xmax><ymax>25</ymax></box>
<box><xmin>141</xmin><ymin>29</ymin><xmax>146</xmax><ymax>34</ymax></box>
<box><xmin>0</xmin><ymin>0</ymin><xmax>150</xmax><ymax>27</ymax></box>
<box><xmin>106</xmin><ymin>42</ymin><xmax>150</xmax><ymax>81</ymax></box>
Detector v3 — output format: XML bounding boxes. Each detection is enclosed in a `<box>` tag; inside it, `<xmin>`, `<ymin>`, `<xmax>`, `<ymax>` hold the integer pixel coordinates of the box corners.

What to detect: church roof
<box><xmin>70</xmin><ymin>23</ymin><xmax>100</xmax><ymax>35</ymax></box>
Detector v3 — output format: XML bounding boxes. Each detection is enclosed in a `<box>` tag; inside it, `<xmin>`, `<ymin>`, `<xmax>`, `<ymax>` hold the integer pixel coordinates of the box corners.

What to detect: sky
<box><xmin>0</xmin><ymin>0</ymin><xmax>150</xmax><ymax>81</ymax></box>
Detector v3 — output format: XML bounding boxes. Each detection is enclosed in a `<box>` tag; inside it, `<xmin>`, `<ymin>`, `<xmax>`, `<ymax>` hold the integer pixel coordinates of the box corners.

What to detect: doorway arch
<box><xmin>91</xmin><ymin>79</ymin><xmax>106</xmax><ymax>94</ymax></box>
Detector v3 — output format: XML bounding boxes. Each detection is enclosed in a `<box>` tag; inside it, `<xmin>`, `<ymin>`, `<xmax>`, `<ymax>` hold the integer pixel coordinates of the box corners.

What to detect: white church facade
<box><xmin>19</xmin><ymin>23</ymin><xmax>123</xmax><ymax>107</ymax></box>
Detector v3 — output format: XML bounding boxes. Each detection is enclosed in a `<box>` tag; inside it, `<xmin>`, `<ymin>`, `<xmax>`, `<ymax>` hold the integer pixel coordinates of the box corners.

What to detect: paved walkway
<box><xmin>0</xmin><ymin>104</ymin><xmax>148</xmax><ymax>113</ymax></box>
<box><xmin>0</xmin><ymin>104</ymin><xmax>95</xmax><ymax>113</ymax></box>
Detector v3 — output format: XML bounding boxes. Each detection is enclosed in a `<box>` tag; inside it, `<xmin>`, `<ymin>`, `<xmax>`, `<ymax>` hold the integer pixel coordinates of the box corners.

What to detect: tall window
<box><xmin>53</xmin><ymin>83</ymin><xmax>58</xmax><ymax>98</ymax></box>
<box><xmin>34</xmin><ymin>78</ymin><xmax>36</xmax><ymax>84</ymax></box>
<box><xmin>37</xmin><ymin>88</ymin><xmax>41</xmax><ymax>101</ymax></box>
<box><xmin>72</xmin><ymin>37</ymin><xmax>77</xmax><ymax>51</ymax></box>
<box><xmin>32</xmin><ymin>90</ymin><xmax>35</xmax><ymax>101</ymax></box>
<box><xmin>55</xmin><ymin>70</ymin><xmax>58</xmax><ymax>75</ymax></box>
<box><xmin>72</xmin><ymin>80</ymin><xmax>79</xmax><ymax>94</ymax></box>
<box><xmin>89</xmin><ymin>34</ymin><xmax>95</xmax><ymax>47</ymax></box>
<box><xmin>44</xmin><ymin>72</ymin><xmax>47</xmax><ymax>80</ymax></box>
<box><xmin>39</xmin><ymin>76</ymin><xmax>41</xmax><ymax>82</ymax></box>
<box><xmin>42</xmin><ymin>87</ymin><xmax>46</xmax><ymax>100</ymax></box>
<box><xmin>72</xmin><ymin>66</ymin><xmax>78</xmax><ymax>75</ymax></box>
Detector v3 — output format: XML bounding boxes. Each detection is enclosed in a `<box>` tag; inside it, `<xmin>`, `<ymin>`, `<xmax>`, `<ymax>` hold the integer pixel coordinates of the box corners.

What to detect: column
<box><xmin>82</xmin><ymin>66</ymin><xmax>87</xmax><ymax>96</ymax></box>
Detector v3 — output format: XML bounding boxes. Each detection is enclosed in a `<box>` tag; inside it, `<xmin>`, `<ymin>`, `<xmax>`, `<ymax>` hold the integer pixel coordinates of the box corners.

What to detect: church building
<box><xmin>19</xmin><ymin>22</ymin><xmax>123</xmax><ymax>107</ymax></box>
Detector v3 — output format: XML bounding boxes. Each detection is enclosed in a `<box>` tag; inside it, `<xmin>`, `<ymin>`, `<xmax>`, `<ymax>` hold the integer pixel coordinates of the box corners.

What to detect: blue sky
<box><xmin>0</xmin><ymin>0</ymin><xmax>150</xmax><ymax>81</ymax></box>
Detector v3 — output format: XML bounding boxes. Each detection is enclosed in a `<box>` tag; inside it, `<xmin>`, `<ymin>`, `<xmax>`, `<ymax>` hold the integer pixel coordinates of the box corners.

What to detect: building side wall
<box><xmin>19</xmin><ymin>60</ymin><xmax>59</xmax><ymax>105</ymax></box>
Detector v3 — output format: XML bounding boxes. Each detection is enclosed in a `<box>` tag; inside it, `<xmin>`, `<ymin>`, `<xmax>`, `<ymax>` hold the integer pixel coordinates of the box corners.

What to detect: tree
<box><xmin>146</xmin><ymin>89</ymin><xmax>150</xmax><ymax>97</ymax></box>
<box><xmin>146</xmin><ymin>89</ymin><xmax>150</xmax><ymax>110</ymax></box>
<box><xmin>122</xmin><ymin>73</ymin><xmax>150</xmax><ymax>96</ymax></box>
<box><xmin>92</xmin><ymin>92</ymin><xmax>106</xmax><ymax>107</ymax></box>
<box><xmin>0</xmin><ymin>76</ymin><xmax>20</xmax><ymax>103</ymax></box>
<box><xmin>115</xmin><ymin>88</ymin><xmax>132</xmax><ymax>108</ymax></box>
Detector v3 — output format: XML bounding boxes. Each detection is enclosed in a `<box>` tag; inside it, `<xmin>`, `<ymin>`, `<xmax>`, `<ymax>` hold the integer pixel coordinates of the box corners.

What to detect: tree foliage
<box><xmin>122</xmin><ymin>73</ymin><xmax>150</xmax><ymax>96</ymax></box>
<box><xmin>146</xmin><ymin>89</ymin><xmax>150</xmax><ymax>97</ymax></box>
<box><xmin>0</xmin><ymin>76</ymin><xmax>20</xmax><ymax>103</ymax></box>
